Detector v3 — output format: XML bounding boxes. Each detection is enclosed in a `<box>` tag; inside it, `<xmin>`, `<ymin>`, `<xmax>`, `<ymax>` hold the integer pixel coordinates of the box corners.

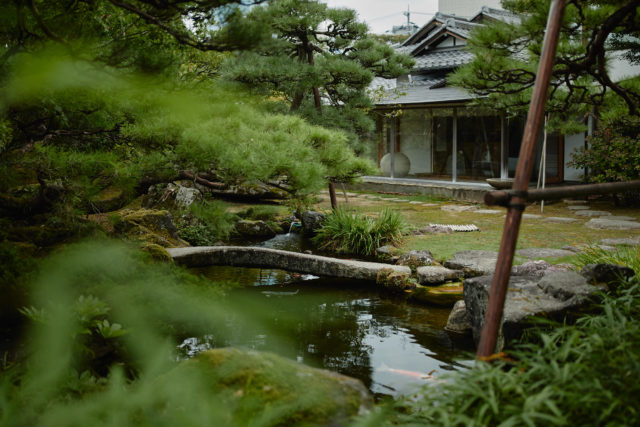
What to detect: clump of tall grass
<box><xmin>312</xmin><ymin>208</ymin><xmax>407</xmax><ymax>256</ymax></box>
<box><xmin>375</xmin><ymin>247</ymin><xmax>640</xmax><ymax>426</ymax></box>
<box><xmin>573</xmin><ymin>244</ymin><xmax>640</xmax><ymax>277</ymax></box>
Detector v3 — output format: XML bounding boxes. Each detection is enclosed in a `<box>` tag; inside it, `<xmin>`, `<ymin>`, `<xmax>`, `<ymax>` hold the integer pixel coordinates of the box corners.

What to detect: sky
<box><xmin>321</xmin><ymin>0</ymin><xmax>439</xmax><ymax>34</ymax></box>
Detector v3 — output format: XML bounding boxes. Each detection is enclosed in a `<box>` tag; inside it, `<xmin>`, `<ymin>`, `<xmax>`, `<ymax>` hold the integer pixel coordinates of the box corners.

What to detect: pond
<box><xmin>179</xmin><ymin>235</ymin><xmax>474</xmax><ymax>398</ymax></box>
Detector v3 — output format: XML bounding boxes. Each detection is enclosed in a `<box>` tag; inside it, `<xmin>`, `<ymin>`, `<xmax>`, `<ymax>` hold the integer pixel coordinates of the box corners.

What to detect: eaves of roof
<box><xmin>374</xmin><ymin>85</ymin><xmax>475</xmax><ymax>106</ymax></box>
<box><xmin>412</xmin><ymin>49</ymin><xmax>475</xmax><ymax>72</ymax></box>
<box><xmin>408</xmin><ymin>25</ymin><xmax>470</xmax><ymax>56</ymax></box>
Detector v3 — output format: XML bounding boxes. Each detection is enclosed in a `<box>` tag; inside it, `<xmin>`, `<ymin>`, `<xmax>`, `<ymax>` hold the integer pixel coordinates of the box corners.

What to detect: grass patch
<box><xmin>312</xmin><ymin>208</ymin><xmax>408</xmax><ymax>256</ymax></box>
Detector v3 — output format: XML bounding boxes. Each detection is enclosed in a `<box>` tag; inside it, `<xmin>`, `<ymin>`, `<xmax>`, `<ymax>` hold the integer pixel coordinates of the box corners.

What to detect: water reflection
<box><xmin>183</xmin><ymin>266</ymin><xmax>474</xmax><ymax>398</ymax></box>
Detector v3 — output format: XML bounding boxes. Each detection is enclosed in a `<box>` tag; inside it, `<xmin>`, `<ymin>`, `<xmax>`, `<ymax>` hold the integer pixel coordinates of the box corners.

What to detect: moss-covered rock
<box><xmin>409</xmin><ymin>282</ymin><xmax>464</xmax><ymax>307</ymax></box>
<box><xmin>141</xmin><ymin>243</ymin><xmax>172</xmax><ymax>262</ymax></box>
<box><xmin>234</xmin><ymin>220</ymin><xmax>276</xmax><ymax>238</ymax></box>
<box><xmin>113</xmin><ymin>208</ymin><xmax>188</xmax><ymax>247</ymax></box>
<box><xmin>90</xmin><ymin>185</ymin><xmax>128</xmax><ymax>212</ymax></box>
<box><xmin>164</xmin><ymin>348</ymin><xmax>372</xmax><ymax>426</ymax></box>
<box><xmin>376</xmin><ymin>268</ymin><xmax>415</xmax><ymax>293</ymax></box>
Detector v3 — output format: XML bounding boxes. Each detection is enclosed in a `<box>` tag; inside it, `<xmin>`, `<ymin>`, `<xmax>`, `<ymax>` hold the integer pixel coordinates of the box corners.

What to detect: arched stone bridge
<box><xmin>167</xmin><ymin>246</ymin><xmax>410</xmax><ymax>281</ymax></box>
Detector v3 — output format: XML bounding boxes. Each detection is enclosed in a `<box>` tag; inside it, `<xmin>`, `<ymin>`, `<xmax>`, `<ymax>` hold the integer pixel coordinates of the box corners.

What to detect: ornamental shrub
<box><xmin>570</xmin><ymin>116</ymin><xmax>640</xmax><ymax>205</ymax></box>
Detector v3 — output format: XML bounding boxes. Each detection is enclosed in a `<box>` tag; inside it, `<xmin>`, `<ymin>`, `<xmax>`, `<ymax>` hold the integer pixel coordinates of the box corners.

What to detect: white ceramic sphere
<box><xmin>380</xmin><ymin>152</ymin><xmax>411</xmax><ymax>177</ymax></box>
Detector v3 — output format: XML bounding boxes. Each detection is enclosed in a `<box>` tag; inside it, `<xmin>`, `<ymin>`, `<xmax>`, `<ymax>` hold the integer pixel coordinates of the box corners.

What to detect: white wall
<box><xmin>564</xmin><ymin>133</ymin><xmax>585</xmax><ymax>181</ymax></box>
<box><xmin>438</xmin><ymin>0</ymin><xmax>502</xmax><ymax>17</ymax></box>
<box><xmin>399</xmin><ymin>110</ymin><xmax>433</xmax><ymax>175</ymax></box>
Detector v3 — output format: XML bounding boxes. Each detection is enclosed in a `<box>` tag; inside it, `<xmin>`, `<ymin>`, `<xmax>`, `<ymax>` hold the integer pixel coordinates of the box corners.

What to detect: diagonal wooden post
<box><xmin>476</xmin><ymin>0</ymin><xmax>566</xmax><ymax>359</ymax></box>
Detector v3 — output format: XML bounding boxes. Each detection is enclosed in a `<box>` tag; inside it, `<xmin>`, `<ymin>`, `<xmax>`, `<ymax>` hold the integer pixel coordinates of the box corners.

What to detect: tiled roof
<box><xmin>375</xmin><ymin>85</ymin><xmax>474</xmax><ymax>106</ymax></box>
<box><xmin>413</xmin><ymin>49</ymin><xmax>474</xmax><ymax>71</ymax></box>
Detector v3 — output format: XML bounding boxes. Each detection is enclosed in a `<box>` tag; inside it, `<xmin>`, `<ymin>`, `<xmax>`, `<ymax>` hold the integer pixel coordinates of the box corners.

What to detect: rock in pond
<box><xmin>464</xmin><ymin>271</ymin><xmax>600</xmax><ymax>350</ymax></box>
<box><xmin>417</xmin><ymin>266</ymin><xmax>463</xmax><ymax>285</ymax></box>
<box><xmin>376</xmin><ymin>268</ymin><xmax>415</xmax><ymax>293</ymax></box>
<box><xmin>444</xmin><ymin>251</ymin><xmax>498</xmax><ymax>277</ymax></box>
<box><xmin>445</xmin><ymin>300</ymin><xmax>472</xmax><ymax>334</ymax></box>
<box><xmin>409</xmin><ymin>283</ymin><xmax>463</xmax><ymax>307</ymax></box>
<box><xmin>396</xmin><ymin>250</ymin><xmax>435</xmax><ymax>270</ymax></box>
<box><xmin>301</xmin><ymin>211</ymin><xmax>326</xmax><ymax>236</ymax></box>
<box><xmin>163</xmin><ymin>348</ymin><xmax>372</xmax><ymax>426</ymax></box>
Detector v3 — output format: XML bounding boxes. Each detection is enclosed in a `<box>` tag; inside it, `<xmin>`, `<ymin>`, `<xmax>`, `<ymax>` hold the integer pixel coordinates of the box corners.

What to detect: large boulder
<box><xmin>164</xmin><ymin>348</ymin><xmax>372</xmax><ymax>426</ymax></box>
<box><xmin>463</xmin><ymin>271</ymin><xmax>600</xmax><ymax>350</ymax></box>
<box><xmin>301</xmin><ymin>211</ymin><xmax>326</xmax><ymax>236</ymax></box>
<box><xmin>511</xmin><ymin>260</ymin><xmax>572</xmax><ymax>277</ymax></box>
<box><xmin>444</xmin><ymin>251</ymin><xmax>498</xmax><ymax>277</ymax></box>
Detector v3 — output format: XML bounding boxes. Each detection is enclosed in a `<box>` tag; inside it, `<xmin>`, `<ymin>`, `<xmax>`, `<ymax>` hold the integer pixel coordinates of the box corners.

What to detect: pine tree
<box><xmin>449</xmin><ymin>0</ymin><xmax>640</xmax><ymax>130</ymax></box>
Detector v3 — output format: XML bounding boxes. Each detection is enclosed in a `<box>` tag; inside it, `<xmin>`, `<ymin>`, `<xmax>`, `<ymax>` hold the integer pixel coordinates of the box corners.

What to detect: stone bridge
<box><xmin>167</xmin><ymin>246</ymin><xmax>411</xmax><ymax>281</ymax></box>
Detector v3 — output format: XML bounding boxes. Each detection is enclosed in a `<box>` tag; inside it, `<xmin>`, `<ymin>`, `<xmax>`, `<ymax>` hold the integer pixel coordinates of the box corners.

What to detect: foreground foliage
<box><xmin>383</xmin><ymin>247</ymin><xmax>640</xmax><ymax>426</ymax></box>
<box><xmin>1</xmin><ymin>241</ymin><xmax>368</xmax><ymax>426</ymax></box>
<box><xmin>313</xmin><ymin>208</ymin><xmax>407</xmax><ymax>256</ymax></box>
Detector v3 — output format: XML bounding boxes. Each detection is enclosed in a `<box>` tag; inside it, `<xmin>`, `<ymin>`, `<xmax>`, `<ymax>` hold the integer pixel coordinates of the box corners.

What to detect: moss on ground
<box><xmin>313</xmin><ymin>193</ymin><xmax>640</xmax><ymax>262</ymax></box>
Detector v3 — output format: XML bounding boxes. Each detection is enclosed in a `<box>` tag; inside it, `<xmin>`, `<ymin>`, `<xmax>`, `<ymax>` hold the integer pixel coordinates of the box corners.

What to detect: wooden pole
<box><xmin>476</xmin><ymin>0</ymin><xmax>566</xmax><ymax>359</ymax></box>
<box><xmin>485</xmin><ymin>180</ymin><xmax>640</xmax><ymax>207</ymax></box>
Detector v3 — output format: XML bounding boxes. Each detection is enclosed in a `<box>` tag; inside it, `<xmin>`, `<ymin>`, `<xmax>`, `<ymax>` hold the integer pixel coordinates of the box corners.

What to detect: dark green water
<box><xmin>180</xmin><ymin>234</ymin><xmax>474</xmax><ymax>398</ymax></box>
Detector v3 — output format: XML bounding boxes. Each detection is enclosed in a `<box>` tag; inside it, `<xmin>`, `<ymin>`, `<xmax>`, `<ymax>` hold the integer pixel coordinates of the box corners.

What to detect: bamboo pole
<box><xmin>485</xmin><ymin>180</ymin><xmax>640</xmax><ymax>207</ymax></box>
<box><xmin>476</xmin><ymin>0</ymin><xmax>567</xmax><ymax>359</ymax></box>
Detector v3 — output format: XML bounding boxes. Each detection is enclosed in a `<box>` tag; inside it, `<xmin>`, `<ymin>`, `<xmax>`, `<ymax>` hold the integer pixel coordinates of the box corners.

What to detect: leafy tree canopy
<box><xmin>0</xmin><ymin>0</ymin><xmax>373</xmax><ymax>228</ymax></box>
<box><xmin>222</xmin><ymin>0</ymin><xmax>414</xmax><ymax>152</ymax></box>
<box><xmin>449</xmin><ymin>0</ymin><xmax>640</xmax><ymax>132</ymax></box>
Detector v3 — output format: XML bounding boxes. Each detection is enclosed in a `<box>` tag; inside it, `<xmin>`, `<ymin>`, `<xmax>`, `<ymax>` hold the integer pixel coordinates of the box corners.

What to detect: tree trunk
<box><xmin>328</xmin><ymin>181</ymin><xmax>337</xmax><ymax>209</ymax></box>
<box><xmin>307</xmin><ymin>49</ymin><xmax>322</xmax><ymax>114</ymax></box>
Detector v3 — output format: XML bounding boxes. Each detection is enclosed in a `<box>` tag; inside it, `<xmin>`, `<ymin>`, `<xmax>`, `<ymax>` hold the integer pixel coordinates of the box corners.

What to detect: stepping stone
<box><xmin>516</xmin><ymin>248</ymin><xmax>575</xmax><ymax>259</ymax></box>
<box><xmin>444</xmin><ymin>250</ymin><xmax>498</xmax><ymax>276</ymax></box>
<box><xmin>562</xmin><ymin>244</ymin><xmax>616</xmax><ymax>253</ymax></box>
<box><xmin>585</xmin><ymin>218</ymin><xmax>640</xmax><ymax>230</ymax></box>
<box><xmin>421</xmin><ymin>203</ymin><xmax>438</xmax><ymax>207</ymax></box>
<box><xmin>574</xmin><ymin>210</ymin><xmax>612</xmax><ymax>217</ymax></box>
<box><xmin>544</xmin><ymin>217</ymin><xmax>579</xmax><ymax>223</ymax></box>
<box><xmin>568</xmin><ymin>205</ymin><xmax>590</xmax><ymax>210</ymax></box>
<box><xmin>441</xmin><ymin>205</ymin><xmax>477</xmax><ymax>212</ymax></box>
<box><xmin>409</xmin><ymin>201</ymin><xmax>422</xmax><ymax>205</ymax></box>
<box><xmin>607</xmin><ymin>216</ymin><xmax>636</xmax><ymax>221</ymax></box>
<box><xmin>416</xmin><ymin>266</ymin><xmax>463</xmax><ymax>285</ymax></box>
<box><xmin>600</xmin><ymin>238</ymin><xmax>640</xmax><ymax>246</ymax></box>
<box><xmin>474</xmin><ymin>209</ymin><xmax>502</xmax><ymax>215</ymax></box>
<box><xmin>522</xmin><ymin>214</ymin><xmax>542</xmax><ymax>219</ymax></box>
<box><xmin>395</xmin><ymin>199</ymin><xmax>410</xmax><ymax>203</ymax></box>
<box><xmin>564</xmin><ymin>200</ymin><xmax>588</xmax><ymax>205</ymax></box>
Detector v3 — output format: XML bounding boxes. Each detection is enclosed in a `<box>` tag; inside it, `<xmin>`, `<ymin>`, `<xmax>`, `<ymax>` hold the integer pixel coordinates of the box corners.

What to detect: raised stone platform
<box><xmin>167</xmin><ymin>246</ymin><xmax>411</xmax><ymax>281</ymax></box>
<box><xmin>347</xmin><ymin>176</ymin><xmax>491</xmax><ymax>203</ymax></box>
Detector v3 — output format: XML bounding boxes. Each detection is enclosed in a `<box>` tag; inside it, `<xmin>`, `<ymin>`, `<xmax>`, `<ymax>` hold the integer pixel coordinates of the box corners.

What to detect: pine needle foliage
<box><xmin>313</xmin><ymin>208</ymin><xmax>407</xmax><ymax>256</ymax></box>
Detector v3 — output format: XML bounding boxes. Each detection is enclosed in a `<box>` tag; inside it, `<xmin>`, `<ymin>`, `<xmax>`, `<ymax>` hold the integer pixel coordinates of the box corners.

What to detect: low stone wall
<box><xmin>346</xmin><ymin>177</ymin><xmax>489</xmax><ymax>203</ymax></box>
<box><xmin>167</xmin><ymin>246</ymin><xmax>411</xmax><ymax>281</ymax></box>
